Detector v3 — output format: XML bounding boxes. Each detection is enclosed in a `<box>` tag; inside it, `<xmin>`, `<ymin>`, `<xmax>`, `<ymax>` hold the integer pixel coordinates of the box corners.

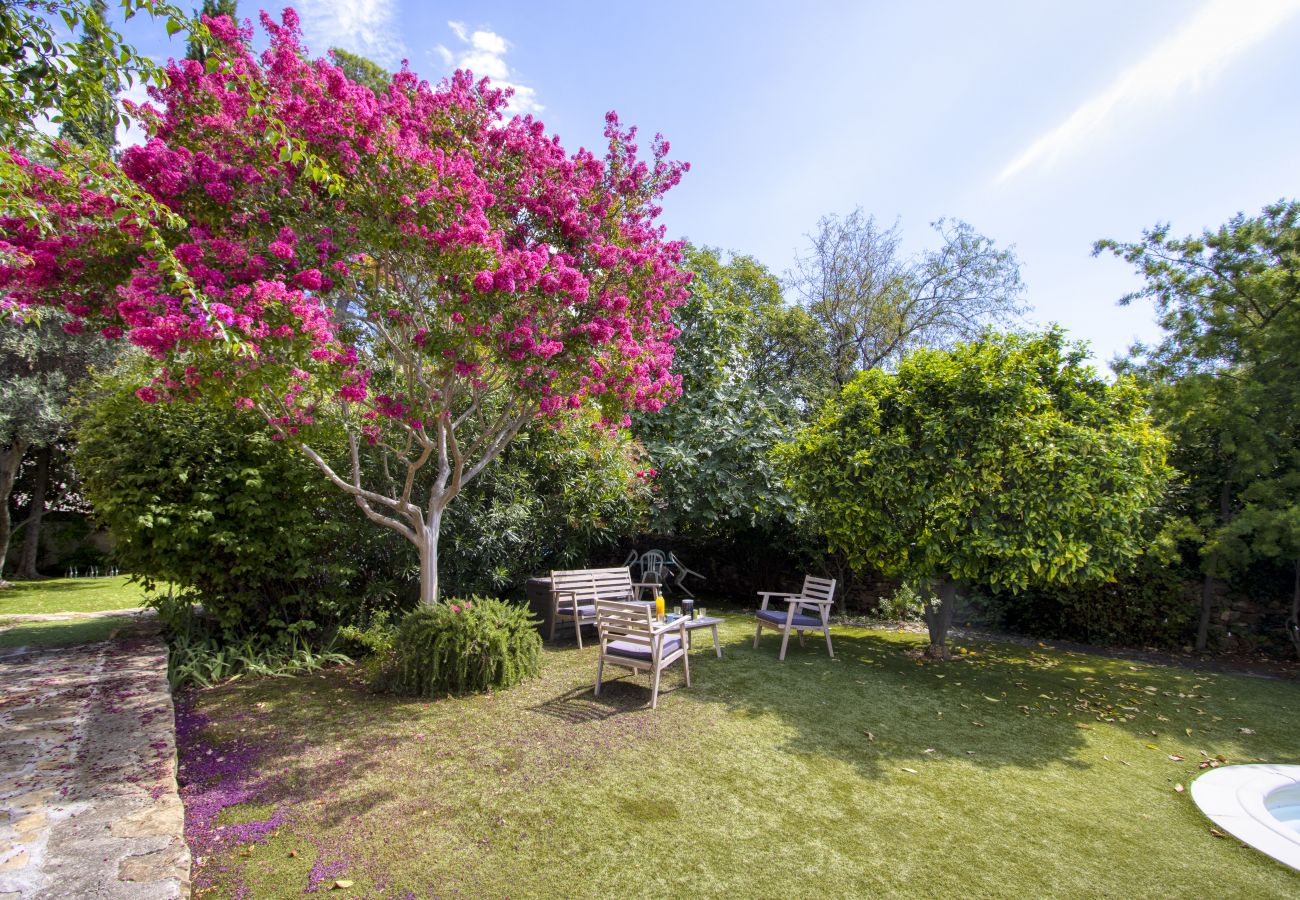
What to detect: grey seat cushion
<box><xmin>757</xmin><ymin>608</ymin><xmax>822</xmax><ymax>629</ymax></box>
<box><xmin>559</xmin><ymin>604</ymin><xmax>597</xmax><ymax>617</ymax></box>
<box><xmin>605</xmin><ymin>637</ymin><xmax>682</xmax><ymax>659</ymax></box>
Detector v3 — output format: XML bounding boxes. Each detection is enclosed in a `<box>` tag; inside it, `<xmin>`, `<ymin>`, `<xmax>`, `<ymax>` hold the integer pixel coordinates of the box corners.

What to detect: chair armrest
<box><xmin>757</xmin><ymin>590</ymin><xmax>798</xmax><ymax>611</ymax></box>
<box><xmin>650</xmin><ymin>618</ymin><xmax>688</xmax><ymax>638</ymax></box>
<box><xmin>792</xmin><ymin>597</ymin><xmax>834</xmax><ymax>607</ymax></box>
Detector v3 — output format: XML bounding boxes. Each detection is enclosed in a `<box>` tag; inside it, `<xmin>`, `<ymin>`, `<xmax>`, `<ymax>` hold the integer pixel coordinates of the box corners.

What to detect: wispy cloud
<box><xmin>996</xmin><ymin>0</ymin><xmax>1300</xmax><ymax>184</ymax></box>
<box><xmin>434</xmin><ymin>21</ymin><xmax>542</xmax><ymax>116</ymax></box>
<box><xmin>295</xmin><ymin>0</ymin><xmax>406</xmax><ymax>68</ymax></box>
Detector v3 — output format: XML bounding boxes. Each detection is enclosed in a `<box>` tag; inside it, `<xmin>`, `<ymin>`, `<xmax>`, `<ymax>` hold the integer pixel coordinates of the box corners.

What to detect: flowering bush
<box><xmin>2</xmin><ymin>8</ymin><xmax>690</xmax><ymax>603</ymax></box>
<box><xmin>380</xmin><ymin>597</ymin><xmax>541</xmax><ymax>696</ymax></box>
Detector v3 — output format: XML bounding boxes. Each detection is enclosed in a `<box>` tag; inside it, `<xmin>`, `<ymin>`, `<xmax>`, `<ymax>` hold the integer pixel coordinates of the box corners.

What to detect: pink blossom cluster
<box><xmin>0</xmin><ymin>8</ymin><xmax>691</xmax><ymax>439</ymax></box>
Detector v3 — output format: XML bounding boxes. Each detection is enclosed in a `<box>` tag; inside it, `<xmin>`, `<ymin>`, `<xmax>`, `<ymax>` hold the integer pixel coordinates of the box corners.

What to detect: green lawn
<box><xmin>0</xmin><ymin>575</ymin><xmax>146</xmax><ymax>615</ymax></box>
<box><xmin>0</xmin><ymin>615</ymin><xmax>139</xmax><ymax>650</ymax></box>
<box><xmin>182</xmin><ymin>617</ymin><xmax>1300</xmax><ymax>898</ymax></box>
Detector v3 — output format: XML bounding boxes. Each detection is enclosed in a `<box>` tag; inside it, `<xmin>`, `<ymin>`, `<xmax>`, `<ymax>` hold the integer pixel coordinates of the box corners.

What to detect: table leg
<box><xmin>712</xmin><ymin>624</ymin><xmax>721</xmax><ymax>659</ymax></box>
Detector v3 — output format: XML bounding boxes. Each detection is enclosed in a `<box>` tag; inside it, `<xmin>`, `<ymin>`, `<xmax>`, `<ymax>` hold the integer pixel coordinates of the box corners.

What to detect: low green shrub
<box><xmin>874</xmin><ymin>583</ymin><xmax>926</xmax><ymax>622</ymax></box>
<box><xmin>153</xmin><ymin>588</ymin><xmax>351</xmax><ymax>688</ymax></box>
<box><xmin>380</xmin><ymin>597</ymin><xmax>542</xmax><ymax>696</ymax></box>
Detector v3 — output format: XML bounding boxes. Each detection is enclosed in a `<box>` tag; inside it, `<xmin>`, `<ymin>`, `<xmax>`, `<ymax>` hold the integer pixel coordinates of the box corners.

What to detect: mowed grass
<box><xmin>0</xmin><ymin>615</ymin><xmax>138</xmax><ymax>650</ymax></box>
<box><xmin>185</xmin><ymin>617</ymin><xmax>1300</xmax><ymax>899</ymax></box>
<box><xmin>0</xmin><ymin>575</ymin><xmax>145</xmax><ymax>615</ymax></box>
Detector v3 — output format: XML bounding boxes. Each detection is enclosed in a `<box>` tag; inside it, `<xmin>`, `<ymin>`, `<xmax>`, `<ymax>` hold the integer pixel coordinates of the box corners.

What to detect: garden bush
<box><xmin>152</xmin><ymin>589</ymin><xmax>351</xmax><ymax>688</ymax></box>
<box><xmin>971</xmin><ymin>553</ymin><xmax>1196</xmax><ymax>650</ymax></box>
<box><xmin>74</xmin><ymin>362</ymin><xmax>416</xmax><ymax>638</ymax></box>
<box><xmin>380</xmin><ymin>598</ymin><xmax>542</xmax><ymax>697</ymax></box>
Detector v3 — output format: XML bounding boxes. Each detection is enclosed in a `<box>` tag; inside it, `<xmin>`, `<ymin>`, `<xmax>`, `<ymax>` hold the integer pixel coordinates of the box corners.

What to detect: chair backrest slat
<box><xmin>801</xmin><ymin>575</ymin><xmax>837</xmax><ymax>604</ymax></box>
<box><xmin>595</xmin><ymin>600</ymin><xmax>654</xmax><ymax>643</ymax></box>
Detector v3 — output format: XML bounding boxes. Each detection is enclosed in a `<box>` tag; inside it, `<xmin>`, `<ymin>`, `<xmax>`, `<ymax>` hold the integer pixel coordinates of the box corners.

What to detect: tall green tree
<box><xmin>1</xmin><ymin>312</ymin><xmax>115</xmax><ymax>580</ymax></box>
<box><xmin>777</xmin><ymin>330</ymin><xmax>1171</xmax><ymax>657</ymax></box>
<box><xmin>57</xmin><ymin>0</ymin><xmax>117</xmax><ymax>153</ymax></box>
<box><xmin>1097</xmin><ymin>199</ymin><xmax>1300</xmax><ymax>654</ymax></box>
<box><xmin>787</xmin><ymin>209</ymin><xmax>1026</xmax><ymax>385</ymax></box>
<box><xmin>634</xmin><ymin>246</ymin><xmax>831</xmax><ymax>537</ymax></box>
<box><xmin>7</xmin><ymin>1</ymin><xmax>124</xmax><ymax>579</ymax></box>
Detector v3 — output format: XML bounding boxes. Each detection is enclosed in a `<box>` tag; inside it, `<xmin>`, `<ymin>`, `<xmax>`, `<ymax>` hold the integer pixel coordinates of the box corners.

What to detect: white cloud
<box><xmin>996</xmin><ymin>0</ymin><xmax>1300</xmax><ymax>183</ymax></box>
<box><xmin>295</xmin><ymin>0</ymin><xmax>406</xmax><ymax>68</ymax></box>
<box><xmin>434</xmin><ymin>20</ymin><xmax>542</xmax><ymax>116</ymax></box>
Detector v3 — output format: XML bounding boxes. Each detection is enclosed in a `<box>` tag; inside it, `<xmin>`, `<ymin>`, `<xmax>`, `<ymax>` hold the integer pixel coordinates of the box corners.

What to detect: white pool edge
<box><xmin>1191</xmin><ymin>764</ymin><xmax>1300</xmax><ymax>872</ymax></box>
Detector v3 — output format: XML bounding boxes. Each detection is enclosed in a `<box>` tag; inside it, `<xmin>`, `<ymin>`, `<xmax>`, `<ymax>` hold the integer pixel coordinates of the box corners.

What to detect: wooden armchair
<box><xmin>754</xmin><ymin>575</ymin><xmax>837</xmax><ymax>661</ymax></box>
<box><xmin>594</xmin><ymin>600</ymin><xmax>690</xmax><ymax>709</ymax></box>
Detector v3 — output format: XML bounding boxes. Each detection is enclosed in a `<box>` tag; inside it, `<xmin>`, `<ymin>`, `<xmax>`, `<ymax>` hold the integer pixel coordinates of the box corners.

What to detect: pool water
<box><xmin>1266</xmin><ymin>784</ymin><xmax>1300</xmax><ymax>832</ymax></box>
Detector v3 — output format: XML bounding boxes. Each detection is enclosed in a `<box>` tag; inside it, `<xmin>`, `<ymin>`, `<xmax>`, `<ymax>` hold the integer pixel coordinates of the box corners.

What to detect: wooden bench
<box><xmin>549</xmin><ymin>567</ymin><xmax>657</xmax><ymax>648</ymax></box>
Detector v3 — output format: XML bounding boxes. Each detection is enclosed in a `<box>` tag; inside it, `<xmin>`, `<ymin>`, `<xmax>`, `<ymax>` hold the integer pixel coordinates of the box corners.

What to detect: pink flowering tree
<box><xmin>0</xmin><ymin>10</ymin><xmax>690</xmax><ymax>604</ymax></box>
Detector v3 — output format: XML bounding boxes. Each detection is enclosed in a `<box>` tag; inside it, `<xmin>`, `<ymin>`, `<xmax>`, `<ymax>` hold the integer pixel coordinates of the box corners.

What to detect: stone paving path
<box><xmin>0</xmin><ymin>615</ymin><xmax>190</xmax><ymax>899</ymax></box>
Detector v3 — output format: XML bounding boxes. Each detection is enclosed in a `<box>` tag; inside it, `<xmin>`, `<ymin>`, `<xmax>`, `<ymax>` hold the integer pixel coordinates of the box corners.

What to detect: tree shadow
<box><xmin>680</xmin><ymin>623</ymin><xmax>1256</xmax><ymax>780</ymax></box>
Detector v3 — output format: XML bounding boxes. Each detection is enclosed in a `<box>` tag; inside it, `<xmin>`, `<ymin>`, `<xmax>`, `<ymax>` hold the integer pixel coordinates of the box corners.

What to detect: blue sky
<box><xmin>119</xmin><ymin>0</ymin><xmax>1300</xmax><ymax>370</ymax></box>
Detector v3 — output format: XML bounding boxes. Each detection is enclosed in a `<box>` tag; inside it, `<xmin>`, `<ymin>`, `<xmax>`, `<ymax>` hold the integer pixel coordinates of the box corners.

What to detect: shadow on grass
<box><xmin>528</xmin><ymin>674</ymin><xmax>683</xmax><ymax>723</ymax></box>
<box><xmin>672</xmin><ymin>622</ymin><xmax>1272</xmax><ymax>779</ymax></box>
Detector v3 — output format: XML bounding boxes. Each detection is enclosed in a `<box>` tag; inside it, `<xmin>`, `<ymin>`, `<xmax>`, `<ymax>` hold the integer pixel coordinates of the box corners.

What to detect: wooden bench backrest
<box><xmin>550</xmin><ymin>566</ymin><xmax>635</xmax><ymax>607</ymax></box>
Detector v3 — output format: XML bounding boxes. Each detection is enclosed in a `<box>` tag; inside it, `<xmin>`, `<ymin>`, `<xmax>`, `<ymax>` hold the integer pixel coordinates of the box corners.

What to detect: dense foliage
<box><xmin>634</xmin><ymin>246</ymin><xmax>828</xmax><ymax>538</ymax></box>
<box><xmin>440</xmin><ymin>417</ymin><xmax>649</xmax><ymax>596</ymax></box>
<box><xmin>975</xmin><ymin>554</ymin><xmax>1194</xmax><ymax>650</ymax></box>
<box><xmin>1099</xmin><ymin>199</ymin><xmax>1300</xmax><ymax>654</ymax></box>
<box><xmin>1</xmin><ymin>309</ymin><xmax>116</xmax><ymax>577</ymax></box>
<box><xmin>74</xmin><ymin>362</ymin><xmax>411</xmax><ymax>635</ymax></box>
<box><xmin>778</xmin><ymin>330</ymin><xmax>1172</xmax><ymax>656</ymax></box>
<box><xmin>381</xmin><ymin>597</ymin><xmax>542</xmax><ymax>696</ymax></box>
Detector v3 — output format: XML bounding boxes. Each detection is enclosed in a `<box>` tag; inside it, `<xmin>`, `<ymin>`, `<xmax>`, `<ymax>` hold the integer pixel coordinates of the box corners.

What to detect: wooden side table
<box><xmin>684</xmin><ymin>616</ymin><xmax>723</xmax><ymax>658</ymax></box>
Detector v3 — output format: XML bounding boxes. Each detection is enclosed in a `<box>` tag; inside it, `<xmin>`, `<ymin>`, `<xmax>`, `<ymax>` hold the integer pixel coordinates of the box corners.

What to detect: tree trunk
<box><xmin>417</xmin><ymin>508</ymin><xmax>443</xmax><ymax>605</ymax></box>
<box><xmin>0</xmin><ymin>439</ymin><xmax>30</xmax><ymax>583</ymax></box>
<box><xmin>15</xmin><ymin>445</ymin><xmax>51</xmax><ymax>579</ymax></box>
<box><xmin>1195</xmin><ymin>481</ymin><xmax>1232</xmax><ymax>652</ymax></box>
<box><xmin>923</xmin><ymin>578</ymin><xmax>958</xmax><ymax>659</ymax></box>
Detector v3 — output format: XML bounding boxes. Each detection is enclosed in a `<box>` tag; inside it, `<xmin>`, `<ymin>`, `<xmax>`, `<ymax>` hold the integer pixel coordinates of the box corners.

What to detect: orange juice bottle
<box><xmin>655</xmin><ymin>591</ymin><xmax>665</xmax><ymax>621</ymax></box>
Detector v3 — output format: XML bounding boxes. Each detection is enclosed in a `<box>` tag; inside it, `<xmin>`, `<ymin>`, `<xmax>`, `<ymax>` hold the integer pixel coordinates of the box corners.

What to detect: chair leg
<box><xmin>753</xmin><ymin>623</ymin><xmax>763</xmax><ymax>649</ymax></box>
<box><xmin>778</xmin><ymin>628</ymin><xmax>791</xmax><ymax>661</ymax></box>
<box><xmin>682</xmin><ymin>648</ymin><xmax>691</xmax><ymax>687</ymax></box>
<box><xmin>824</xmin><ymin>627</ymin><xmax>834</xmax><ymax>659</ymax></box>
<box><xmin>594</xmin><ymin>656</ymin><xmax>604</xmax><ymax>696</ymax></box>
<box><xmin>549</xmin><ymin>613</ymin><xmax>557</xmax><ymax>643</ymax></box>
<box><xmin>651</xmin><ymin>666</ymin><xmax>662</xmax><ymax>709</ymax></box>
<box><xmin>574</xmin><ymin>611</ymin><xmax>583</xmax><ymax>649</ymax></box>
<box><xmin>798</xmin><ymin>630</ymin><xmax>805</xmax><ymax>646</ymax></box>
<box><xmin>713</xmin><ymin>626</ymin><xmax>722</xmax><ymax>659</ymax></box>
